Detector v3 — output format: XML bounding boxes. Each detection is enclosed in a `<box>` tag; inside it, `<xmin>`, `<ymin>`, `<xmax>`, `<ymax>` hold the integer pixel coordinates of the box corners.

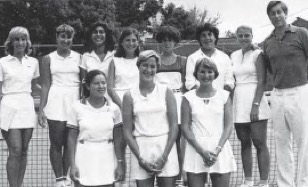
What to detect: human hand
<box><xmin>250</xmin><ymin>105</ymin><xmax>259</xmax><ymax>122</ymax></box>
<box><xmin>115</xmin><ymin>160</ymin><xmax>126</xmax><ymax>181</ymax></box>
<box><xmin>152</xmin><ymin>156</ymin><xmax>167</xmax><ymax>174</ymax></box>
<box><xmin>70</xmin><ymin>165</ymin><xmax>80</xmax><ymax>183</ymax></box>
<box><xmin>138</xmin><ymin>157</ymin><xmax>156</xmax><ymax>173</ymax></box>
<box><xmin>38</xmin><ymin>111</ymin><xmax>47</xmax><ymax>128</ymax></box>
<box><xmin>201</xmin><ymin>150</ymin><xmax>217</xmax><ymax>167</ymax></box>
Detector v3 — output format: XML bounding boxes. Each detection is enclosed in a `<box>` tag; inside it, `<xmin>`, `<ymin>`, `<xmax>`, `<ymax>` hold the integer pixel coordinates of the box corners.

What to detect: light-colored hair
<box><xmin>4</xmin><ymin>26</ymin><xmax>32</xmax><ymax>55</ymax></box>
<box><xmin>193</xmin><ymin>57</ymin><xmax>219</xmax><ymax>79</ymax></box>
<box><xmin>136</xmin><ymin>50</ymin><xmax>161</xmax><ymax>68</ymax></box>
<box><xmin>56</xmin><ymin>24</ymin><xmax>75</xmax><ymax>38</ymax></box>
<box><xmin>236</xmin><ymin>25</ymin><xmax>253</xmax><ymax>35</ymax></box>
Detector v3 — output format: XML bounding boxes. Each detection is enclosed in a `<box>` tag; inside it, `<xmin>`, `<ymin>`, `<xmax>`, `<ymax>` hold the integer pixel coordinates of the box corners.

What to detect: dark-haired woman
<box><xmin>80</xmin><ymin>21</ymin><xmax>115</xmax><ymax>76</ymax></box>
<box><xmin>107</xmin><ymin>28</ymin><xmax>140</xmax><ymax>108</ymax></box>
<box><xmin>0</xmin><ymin>26</ymin><xmax>40</xmax><ymax>187</ymax></box>
<box><xmin>185</xmin><ymin>23</ymin><xmax>234</xmax><ymax>92</ymax></box>
<box><xmin>38</xmin><ymin>24</ymin><xmax>81</xmax><ymax>187</ymax></box>
<box><xmin>68</xmin><ymin>70</ymin><xmax>125</xmax><ymax>187</ymax></box>
<box><xmin>155</xmin><ymin>25</ymin><xmax>187</xmax><ymax>185</ymax></box>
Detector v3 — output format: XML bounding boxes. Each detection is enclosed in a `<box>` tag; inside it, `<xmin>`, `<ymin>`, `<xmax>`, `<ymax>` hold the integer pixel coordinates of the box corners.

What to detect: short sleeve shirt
<box><xmin>67</xmin><ymin>100</ymin><xmax>122</xmax><ymax>141</ymax></box>
<box><xmin>80</xmin><ymin>50</ymin><xmax>115</xmax><ymax>76</ymax></box>
<box><xmin>263</xmin><ymin>25</ymin><xmax>308</xmax><ymax>89</ymax></box>
<box><xmin>0</xmin><ymin>55</ymin><xmax>39</xmax><ymax>95</ymax></box>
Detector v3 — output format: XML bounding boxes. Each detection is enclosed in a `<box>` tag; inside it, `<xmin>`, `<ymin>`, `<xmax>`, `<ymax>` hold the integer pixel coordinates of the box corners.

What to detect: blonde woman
<box><xmin>38</xmin><ymin>24</ymin><xmax>81</xmax><ymax>187</ymax></box>
<box><xmin>0</xmin><ymin>26</ymin><xmax>40</xmax><ymax>187</ymax></box>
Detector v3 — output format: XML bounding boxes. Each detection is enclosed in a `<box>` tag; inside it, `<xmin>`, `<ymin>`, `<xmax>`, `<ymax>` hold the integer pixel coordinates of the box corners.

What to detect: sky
<box><xmin>163</xmin><ymin>0</ymin><xmax>308</xmax><ymax>42</ymax></box>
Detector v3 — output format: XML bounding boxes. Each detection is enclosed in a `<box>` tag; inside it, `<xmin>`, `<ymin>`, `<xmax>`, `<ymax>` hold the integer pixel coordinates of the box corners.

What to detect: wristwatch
<box><xmin>253</xmin><ymin>102</ymin><xmax>259</xmax><ymax>106</ymax></box>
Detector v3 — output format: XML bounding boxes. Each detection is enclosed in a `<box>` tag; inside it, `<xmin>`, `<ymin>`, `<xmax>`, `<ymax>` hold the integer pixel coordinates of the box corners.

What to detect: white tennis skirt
<box><xmin>0</xmin><ymin>93</ymin><xmax>36</xmax><ymax>130</ymax></box>
<box><xmin>44</xmin><ymin>86</ymin><xmax>79</xmax><ymax>122</ymax></box>
<box><xmin>233</xmin><ymin>83</ymin><xmax>270</xmax><ymax>123</ymax></box>
<box><xmin>76</xmin><ymin>141</ymin><xmax>116</xmax><ymax>186</ymax></box>
<box><xmin>131</xmin><ymin>134</ymin><xmax>179</xmax><ymax>180</ymax></box>
<box><xmin>184</xmin><ymin>137</ymin><xmax>236</xmax><ymax>174</ymax></box>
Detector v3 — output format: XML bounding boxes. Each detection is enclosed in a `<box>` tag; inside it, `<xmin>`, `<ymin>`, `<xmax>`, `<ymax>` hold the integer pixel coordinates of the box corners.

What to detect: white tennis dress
<box><xmin>183</xmin><ymin>89</ymin><xmax>236</xmax><ymax>173</ymax></box>
<box><xmin>129</xmin><ymin>84</ymin><xmax>179</xmax><ymax>179</ymax></box>
<box><xmin>44</xmin><ymin>50</ymin><xmax>81</xmax><ymax>121</ymax></box>
<box><xmin>113</xmin><ymin>57</ymin><xmax>139</xmax><ymax>101</ymax></box>
<box><xmin>0</xmin><ymin>55</ymin><xmax>39</xmax><ymax>130</ymax></box>
<box><xmin>67</xmin><ymin>100</ymin><xmax>122</xmax><ymax>186</ymax></box>
<box><xmin>231</xmin><ymin>49</ymin><xmax>270</xmax><ymax>123</ymax></box>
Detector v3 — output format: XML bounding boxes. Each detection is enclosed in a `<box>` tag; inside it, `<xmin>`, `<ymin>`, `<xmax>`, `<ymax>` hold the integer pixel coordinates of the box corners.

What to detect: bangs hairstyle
<box><xmin>4</xmin><ymin>26</ymin><xmax>32</xmax><ymax>55</ymax></box>
<box><xmin>115</xmin><ymin>27</ymin><xmax>140</xmax><ymax>58</ymax></box>
<box><xmin>83</xmin><ymin>21</ymin><xmax>115</xmax><ymax>53</ymax></box>
<box><xmin>267</xmin><ymin>1</ymin><xmax>288</xmax><ymax>15</ymax></box>
<box><xmin>236</xmin><ymin>25</ymin><xmax>253</xmax><ymax>35</ymax></box>
<box><xmin>56</xmin><ymin>24</ymin><xmax>75</xmax><ymax>38</ymax></box>
<box><xmin>155</xmin><ymin>25</ymin><xmax>181</xmax><ymax>43</ymax></box>
<box><xmin>193</xmin><ymin>57</ymin><xmax>219</xmax><ymax>79</ymax></box>
<box><xmin>136</xmin><ymin>50</ymin><xmax>161</xmax><ymax>68</ymax></box>
<box><xmin>196</xmin><ymin>23</ymin><xmax>219</xmax><ymax>45</ymax></box>
<box><xmin>83</xmin><ymin>70</ymin><xmax>107</xmax><ymax>98</ymax></box>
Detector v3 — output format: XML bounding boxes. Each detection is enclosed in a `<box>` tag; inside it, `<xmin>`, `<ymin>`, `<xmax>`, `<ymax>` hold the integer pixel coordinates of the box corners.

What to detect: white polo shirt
<box><xmin>80</xmin><ymin>50</ymin><xmax>115</xmax><ymax>76</ymax></box>
<box><xmin>0</xmin><ymin>55</ymin><xmax>39</xmax><ymax>95</ymax></box>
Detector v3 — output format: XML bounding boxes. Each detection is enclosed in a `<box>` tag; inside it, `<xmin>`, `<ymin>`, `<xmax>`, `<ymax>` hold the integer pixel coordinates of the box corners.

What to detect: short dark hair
<box><xmin>83</xmin><ymin>70</ymin><xmax>107</xmax><ymax>98</ymax></box>
<box><xmin>193</xmin><ymin>57</ymin><xmax>219</xmax><ymax>80</ymax></box>
<box><xmin>196</xmin><ymin>23</ymin><xmax>219</xmax><ymax>45</ymax></box>
<box><xmin>115</xmin><ymin>28</ymin><xmax>140</xmax><ymax>58</ymax></box>
<box><xmin>266</xmin><ymin>1</ymin><xmax>288</xmax><ymax>16</ymax></box>
<box><xmin>155</xmin><ymin>25</ymin><xmax>181</xmax><ymax>44</ymax></box>
<box><xmin>83</xmin><ymin>21</ymin><xmax>115</xmax><ymax>53</ymax></box>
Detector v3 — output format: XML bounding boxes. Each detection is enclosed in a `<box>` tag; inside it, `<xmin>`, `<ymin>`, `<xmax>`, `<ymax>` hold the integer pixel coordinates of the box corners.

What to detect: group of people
<box><xmin>0</xmin><ymin>1</ymin><xmax>307</xmax><ymax>187</ymax></box>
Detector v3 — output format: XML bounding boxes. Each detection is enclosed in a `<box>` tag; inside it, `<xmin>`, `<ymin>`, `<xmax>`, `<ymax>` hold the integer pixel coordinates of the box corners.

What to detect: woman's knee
<box><xmin>252</xmin><ymin>138</ymin><xmax>268</xmax><ymax>150</ymax></box>
<box><xmin>9</xmin><ymin>146</ymin><xmax>23</xmax><ymax>157</ymax></box>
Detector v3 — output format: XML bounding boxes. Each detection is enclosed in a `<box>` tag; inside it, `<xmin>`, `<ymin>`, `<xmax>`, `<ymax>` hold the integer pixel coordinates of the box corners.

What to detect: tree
<box><xmin>114</xmin><ymin>0</ymin><xmax>163</xmax><ymax>30</ymax></box>
<box><xmin>160</xmin><ymin>3</ymin><xmax>220</xmax><ymax>40</ymax></box>
<box><xmin>0</xmin><ymin>0</ymin><xmax>115</xmax><ymax>45</ymax></box>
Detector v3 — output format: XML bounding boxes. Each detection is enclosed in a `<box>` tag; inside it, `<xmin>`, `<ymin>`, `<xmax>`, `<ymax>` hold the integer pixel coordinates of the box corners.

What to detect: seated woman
<box><xmin>67</xmin><ymin>70</ymin><xmax>126</xmax><ymax>187</ymax></box>
<box><xmin>181</xmin><ymin>58</ymin><xmax>236</xmax><ymax>187</ymax></box>
<box><xmin>122</xmin><ymin>50</ymin><xmax>179</xmax><ymax>187</ymax></box>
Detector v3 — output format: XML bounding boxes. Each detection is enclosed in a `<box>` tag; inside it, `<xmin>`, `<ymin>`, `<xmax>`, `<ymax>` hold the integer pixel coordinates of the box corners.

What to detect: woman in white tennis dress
<box><xmin>122</xmin><ymin>50</ymin><xmax>179</xmax><ymax>187</ymax></box>
<box><xmin>38</xmin><ymin>24</ymin><xmax>81</xmax><ymax>187</ymax></box>
<box><xmin>68</xmin><ymin>70</ymin><xmax>125</xmax><ymax>187</ymax></box>
<box><xmin>181</xmin><ymin>58</ymin><xmax>236</xmax><ymax>187</ymax></box>
<box><xmin>107</xmin><ymin>28</ymin><xmax>139</xmax><ymax>108</ymax></box>
<box><xmin>0</xmin><ymin>26</ymin><xmax>40</xmax><ymax>187</ymax></box>
<box><xmin>231</xmin><ymin>25</ymin><xmax>270</xmax><ymax>187</ymax></box>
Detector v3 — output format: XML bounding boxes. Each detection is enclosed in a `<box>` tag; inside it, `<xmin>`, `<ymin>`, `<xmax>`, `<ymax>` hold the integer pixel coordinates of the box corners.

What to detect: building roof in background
<box><xmin>292</xmin><ymin>17</ymin><xmax>308</xmax><ymax>29</ymax></box>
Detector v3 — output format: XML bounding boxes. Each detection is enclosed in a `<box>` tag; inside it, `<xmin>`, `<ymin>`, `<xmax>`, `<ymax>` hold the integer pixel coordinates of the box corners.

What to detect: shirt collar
<box><xmin>87</xmin><ymin>50</ymin><xmax>115</xmax><ymax>61</ymax></box>
<box><xmin>7</xmin><ymin>54</ymin><xmax>29</xmax><ymax>61</ymax></box>
<box><xmin>269</xmin><ymin>24</ymin><xmax>297</xmax><ymax>37</ymax></box>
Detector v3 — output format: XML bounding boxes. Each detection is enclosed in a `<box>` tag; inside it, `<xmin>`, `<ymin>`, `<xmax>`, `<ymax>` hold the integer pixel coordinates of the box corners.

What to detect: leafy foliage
<box><xmin>160</xmin><ymin>3</ymin><xmax>220</xmax><ymax>40</ymax></box>
<box><xmin>0</xmin><ymin>0</ymin><xmax>115</xmax><ymax>44</ymax></box>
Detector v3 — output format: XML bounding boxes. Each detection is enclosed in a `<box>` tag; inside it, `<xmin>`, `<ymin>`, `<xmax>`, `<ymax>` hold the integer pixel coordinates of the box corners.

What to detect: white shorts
<box><xmin>0</xmin><ymin>93</ymin><xmax>36</xmax><ymax>130</ymax></box>
<box><xmin>131</xmin><ymin>134</ymin><xmax>179</xmax><ymax>180</ymax></box>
